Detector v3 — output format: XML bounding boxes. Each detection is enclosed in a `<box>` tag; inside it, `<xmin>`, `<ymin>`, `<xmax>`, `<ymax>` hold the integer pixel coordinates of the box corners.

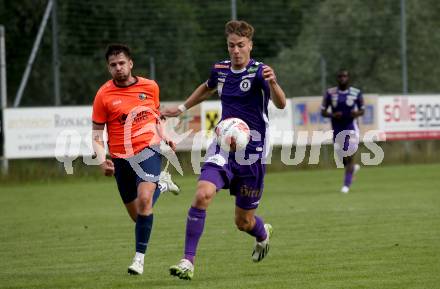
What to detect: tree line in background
<box><xmin>1</xmin><ymin>0</ymin><xmax>439</xmax><ymax>107</ymax></box>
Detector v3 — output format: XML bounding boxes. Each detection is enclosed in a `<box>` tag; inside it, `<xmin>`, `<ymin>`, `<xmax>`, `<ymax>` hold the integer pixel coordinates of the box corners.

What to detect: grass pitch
<box><xmin>0</xmin><ymin>163</ymin><xmax>439</xmax><ymax>289</ymax></box>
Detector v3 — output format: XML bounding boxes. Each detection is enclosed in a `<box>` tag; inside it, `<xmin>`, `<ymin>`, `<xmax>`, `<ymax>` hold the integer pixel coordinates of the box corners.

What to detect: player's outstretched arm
<box><xmin>263</xmin><ymin>65</ymin><xmax>286</xmax><ymax>109</ymax></box>
<box><xmin>161</xmin><ymin>83</ymin><xmax>215</xmax><ymax>117</ymax></box>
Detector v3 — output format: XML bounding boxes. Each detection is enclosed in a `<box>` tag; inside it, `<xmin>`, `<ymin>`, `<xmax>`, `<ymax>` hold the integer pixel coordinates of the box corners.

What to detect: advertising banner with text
<box><xmin>377</xmin><ymin>95</ymin><xmax>440</xmax><ymax>140</ymax></box>
<box><xmin>291</xmin><ymin>95</ymin><xmax>378</xmax><ymax>145</ymax></box>
<box><xmin>4</xmin><ymin>106</ymin><xmax>94</xmax><ymax>158</ymax></box>
<box><xmin>4</xmin><ymin>95</ymin><xmax>439</xmax><ymax>159</ymax></box>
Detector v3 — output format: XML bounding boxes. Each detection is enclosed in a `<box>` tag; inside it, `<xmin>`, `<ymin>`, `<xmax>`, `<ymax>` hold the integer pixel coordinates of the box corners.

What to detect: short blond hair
<box><xmin>225</xmin><ymin>20</ymin><xmax>254</xmax><ymax>40</ymax></box>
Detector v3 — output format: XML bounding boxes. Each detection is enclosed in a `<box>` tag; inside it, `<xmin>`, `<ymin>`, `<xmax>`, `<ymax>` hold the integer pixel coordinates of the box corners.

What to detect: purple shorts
<box><xmin>333</xmin><ymin>129</ymin><xmax>359</xmax><ymax>155</ymax></box>
<box><xmin>199</xmin><ymin>147</ymin><xmax>266</xmax><ymax>210</ymax></box>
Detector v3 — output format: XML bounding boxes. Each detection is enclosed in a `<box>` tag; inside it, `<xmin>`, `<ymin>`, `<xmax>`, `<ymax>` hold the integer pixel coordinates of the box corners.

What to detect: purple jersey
<box><xmin>321</xmin><ymin>86</ymin><xmax>364</xmax><ymax>133</ymax></box>
<box><xmin>206</xmin><ymin>59</ymin><xmax>271</xmax><ymax>154</ymax></box>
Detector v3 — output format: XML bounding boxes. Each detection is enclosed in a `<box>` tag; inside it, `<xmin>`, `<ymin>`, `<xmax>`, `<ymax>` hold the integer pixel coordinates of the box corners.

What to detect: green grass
<box><xmin>0</xmin><ymin>163</ymin><xmax>439</xmax><ymax>289</ymax></box>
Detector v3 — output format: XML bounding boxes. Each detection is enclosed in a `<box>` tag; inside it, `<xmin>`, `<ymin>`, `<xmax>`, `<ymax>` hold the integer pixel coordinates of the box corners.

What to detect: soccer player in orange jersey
<box><xmin>92</xmin><ymin>43</ymin><xmax>179</xmax><ymax>275</ymax></box>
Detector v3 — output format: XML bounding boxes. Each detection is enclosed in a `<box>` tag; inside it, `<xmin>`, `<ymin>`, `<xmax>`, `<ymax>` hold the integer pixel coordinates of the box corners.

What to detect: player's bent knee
<box><xmin>194</xmin><ymin>186</ymin><xmax>215</xmax><ymax>208</ymax></box>
<box><xmin>137</xmin><ymin>196</ymin><xmax>153</xmax><ymax>212</ymax></box>
<box><xmin>194</xmin><ymin>190</ymin><xmax>213</xmax><ymax>206</ymax></box>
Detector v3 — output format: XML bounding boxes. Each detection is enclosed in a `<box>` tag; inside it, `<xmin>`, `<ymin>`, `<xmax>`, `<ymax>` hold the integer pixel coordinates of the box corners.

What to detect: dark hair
<box><xmin>105</xmin><ymin>43</ymin><xmax>131</xmax><ymax>61</ymax></box>
<box><xmin>337</xmin><ymin>69</ymin><xmax>349</xmax><ymax>77</ymax></box>
<box><xmin>225</xmin><ymin>20</ymin><xmax>254</xmax><ymax>40</ymax></box>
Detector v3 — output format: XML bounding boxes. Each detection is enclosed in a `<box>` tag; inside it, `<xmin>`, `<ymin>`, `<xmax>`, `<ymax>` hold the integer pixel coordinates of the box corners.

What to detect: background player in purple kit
<box><xmin>162</xmin><ymin>20</ymin><xmax>286</xmax><ymax>280</ymax></box>
<box><xmin>321</xmin><ymin>69</ymin><xmax>364</xmax><ymax>193</ymax></box>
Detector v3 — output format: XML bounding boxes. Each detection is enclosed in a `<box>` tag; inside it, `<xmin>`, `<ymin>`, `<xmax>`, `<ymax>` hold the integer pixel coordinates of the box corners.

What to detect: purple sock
<box><xmin>184</xmin><ymin>207</ymin><xmax>206</xmax><ymax>264</ymax></box>
<box><xmin>247</xmin><ymin>216</ymin><xmax>267</xmax><ymax>242</ymax></box>
<box><xmin>344</xmin><ymin>170</ymin><xmax>353</xmax><ymax>187</ymax></box>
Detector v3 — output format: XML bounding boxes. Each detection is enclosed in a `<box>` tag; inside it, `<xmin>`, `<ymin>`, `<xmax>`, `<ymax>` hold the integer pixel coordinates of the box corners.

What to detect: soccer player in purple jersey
<box><xmin>321</xmin><ymin>69</ymin><xmax>364</xmax><ymax>193</ymax></box>
<box><xmin>162</xmin><ymin>20</ymin><xmax>286</xmax><ymax>280</ymax></box>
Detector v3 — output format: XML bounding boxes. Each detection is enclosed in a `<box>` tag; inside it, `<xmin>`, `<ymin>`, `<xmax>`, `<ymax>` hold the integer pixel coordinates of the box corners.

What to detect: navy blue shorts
<box><xmin>112</xmin><ymin>146</ymin><xmax>162</xmax><ymax>204</ymax></box>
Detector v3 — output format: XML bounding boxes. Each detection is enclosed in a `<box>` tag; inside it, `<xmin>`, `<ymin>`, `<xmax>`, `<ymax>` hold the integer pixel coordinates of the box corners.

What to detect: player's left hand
<box><xmin>263</xmin><ymin>65</ymin><xmax>277</xmax><ymax>84</ymax></box>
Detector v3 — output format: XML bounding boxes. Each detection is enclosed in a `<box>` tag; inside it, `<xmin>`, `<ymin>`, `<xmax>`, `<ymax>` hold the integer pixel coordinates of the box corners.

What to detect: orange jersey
<box><xmin>92</xmin><ymin>77</ymin><xmax>162</xmax><ymax>158</ymax></box>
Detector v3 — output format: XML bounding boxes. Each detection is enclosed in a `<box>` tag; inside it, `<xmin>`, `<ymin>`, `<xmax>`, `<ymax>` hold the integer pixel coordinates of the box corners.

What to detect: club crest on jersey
<box><xmin>240</xmin><ymin>79</ymin><xmax>251</xmax><ymax>92</ymax></box>
<box><xmin>346</xmin><ymin>98</ymin><xmax>354</xmax><ymax>106</ymax></box>
<box><xmin>138</xmin><ymin>93</ymin><xmax>147</xmax><ymax>100</ymax></box>
<box><xmin>346</xmin><ymin>95</ymin><xmax>356</xmax><ymax>106</ymax></box>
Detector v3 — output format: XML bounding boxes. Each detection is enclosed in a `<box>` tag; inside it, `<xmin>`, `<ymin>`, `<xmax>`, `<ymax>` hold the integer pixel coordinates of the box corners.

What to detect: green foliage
<box><xmin>1</xmin><ymin>0</ymin><xmax>440</xmax><ymax>106</ymax></box>
<box><xmin>0</xmin><ymin>0</ymin><xmax>54</xmax><ymax>105</ymax></box>
<box><xmin>406</xmin><ymin>0</ymin><xmax>440</xmax><ymax>93</ymax></box>
<box><xmin>271</xmin><ymin>0</ymin><xmax>440</xmax><ymax>97</ymax></box>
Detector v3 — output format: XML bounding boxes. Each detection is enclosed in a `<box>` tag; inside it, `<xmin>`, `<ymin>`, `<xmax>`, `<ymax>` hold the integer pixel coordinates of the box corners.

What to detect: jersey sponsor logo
<box><xmin>139</xmin><ymin>93</ymin><xmax>147</xmax><ymax>100</ymax></box>
<box><xmin>240</xmin><ymin>79</ymin><xmax>252</xmax><ymax>92</ymax></box>
<box><xmin>247</xmin><ymin>65</ymin><xmax>259</xmax><ymax>73</ymax></box>
<box><xmin>239</xmin><ymin>185</ymin><xmax>261</xmax><ymax>198</ymax></box>
<box><xmin>118</xmin><ymin>110</ymin><xmax>152</xmax><ymax>125</ymax></box>
<box><xmin>349</xmin><ymin>87</ymin><xmax>360</xmax><ymax>95</ymax></box>
<box><xmin>215</xmin><ymin>64</ymin><xmax>229</xmax><ymax>69</ymax></box>
<box><xmin>118</xmin><ymin>113</ymin><xmax>128</xmax><ymax>125</ymax></box>
<box><xmin>242</xmin><ymin>73</ymin><xmax>255</xmax><ymax>79</ymax></box>
<box><xmin>331</xmin><ymin>95</ymin><xmax>338</xmax><ymax>108</ymax></box>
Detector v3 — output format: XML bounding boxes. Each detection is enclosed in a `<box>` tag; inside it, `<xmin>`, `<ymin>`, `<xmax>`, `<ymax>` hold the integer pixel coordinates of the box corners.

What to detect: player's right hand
<box><xmin>100</xmin><ymin>159</ymin><xmax>115</xmax><ymax>176</ymax></box>
<box><xmin>161</xmin><ymin>106</ymin><xmax>182</xmax><ymax>117</ymax></box>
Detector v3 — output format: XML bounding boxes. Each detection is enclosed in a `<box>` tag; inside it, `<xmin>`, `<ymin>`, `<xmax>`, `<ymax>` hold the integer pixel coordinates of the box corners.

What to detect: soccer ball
<box><xmin>215</xmin><ymin>117</ymin><xmax>250</xmax><ymax>152</ymax></box>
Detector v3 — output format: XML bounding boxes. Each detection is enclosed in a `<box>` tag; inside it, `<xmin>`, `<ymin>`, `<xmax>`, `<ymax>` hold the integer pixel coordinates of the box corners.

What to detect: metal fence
<box><xmin>3</xmin><ymin>0</ymin><xmax>440</xmax><ymax>107</ymax></box>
